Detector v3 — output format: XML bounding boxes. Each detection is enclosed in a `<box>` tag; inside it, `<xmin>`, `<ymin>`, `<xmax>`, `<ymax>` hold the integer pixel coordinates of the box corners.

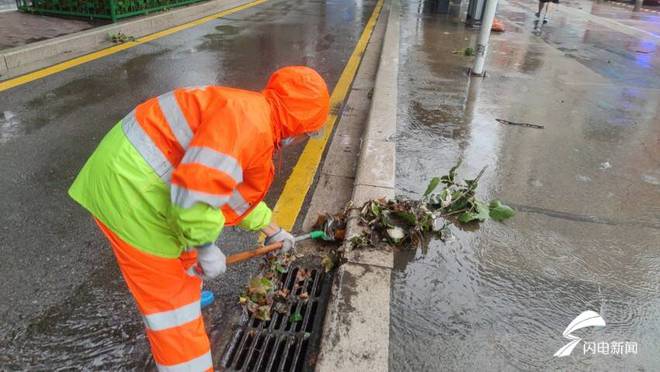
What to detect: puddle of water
<box><xmin>0</xmin><ymin>110</ymin><xmax>20</xmax><ymax>143</ymax></box>
<box><xmin>0</xmin><ymin>264</ymin><xmax>154</xmax><ymax>370</ymax></box>
<box><xmin>391</xmin><ymin>1</ymin><xmax>660</xmax><ymax>370</ymax></box>
<box><xmin>391</xmin><ymin>219</ymin><xmax>660</xmax><ymax>370</ymax></box>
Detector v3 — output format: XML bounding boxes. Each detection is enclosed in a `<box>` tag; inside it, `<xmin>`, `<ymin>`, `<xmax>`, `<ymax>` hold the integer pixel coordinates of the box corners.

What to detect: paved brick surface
<box><xmin>0</xmin><ymin>11</ymin><xmax>102</xmax><ymax>50</ymax></box>
<box><xmin>0</xmin><ymin>0</ymin><xmax>16</xmax><ymax>11</ymax></box>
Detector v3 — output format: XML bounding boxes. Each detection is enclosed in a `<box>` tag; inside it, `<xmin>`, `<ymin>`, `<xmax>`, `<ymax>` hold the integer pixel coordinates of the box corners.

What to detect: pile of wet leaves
<box><xmin>239</xmin><ymin>161</ymin><xmax>514</xmax><ymax>320</ymax></box>
<box><xmin>352</xmin><ymin>160</ymin><xmax>514</xmax><ymax>249</ymax></box>
<box><xmin>238</xmin><ymin>253</ymin><xmax>312</xmax><ymax>321</ymax></box>
<box><xmin>108</xmin><ymin>32</ymin><xmax>135</xmax><ymax>43</ymax></box>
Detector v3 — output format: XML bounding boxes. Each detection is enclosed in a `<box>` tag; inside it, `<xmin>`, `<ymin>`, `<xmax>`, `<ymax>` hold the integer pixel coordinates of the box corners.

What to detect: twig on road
<box><xmin>496</xmin><ymin>118</ymin><xmax>544</xmax><ymax>129</ymax></box>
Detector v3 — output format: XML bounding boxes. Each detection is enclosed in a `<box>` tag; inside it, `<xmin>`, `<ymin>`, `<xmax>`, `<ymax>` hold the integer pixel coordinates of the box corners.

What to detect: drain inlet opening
<box><xmin>220</xmin><ymin>264</ymin><xmax>333</xmax><ymax>372</ymax></box>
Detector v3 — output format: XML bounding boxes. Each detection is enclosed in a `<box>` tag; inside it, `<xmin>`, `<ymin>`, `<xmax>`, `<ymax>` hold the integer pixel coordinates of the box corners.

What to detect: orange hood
<box><xmin>263</xmin><ymin>66</ymin><xmax>330</xmax><ymax>143</ymax></box>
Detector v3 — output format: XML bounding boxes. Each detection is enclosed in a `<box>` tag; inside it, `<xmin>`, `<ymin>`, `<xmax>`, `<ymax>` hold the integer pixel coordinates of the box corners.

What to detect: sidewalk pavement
<box><xmin>0</xmin><ymin>11</ymin><xmax>102</xmax><ymax>50</ymax></box>
<box><xmin>316</xmin><ymin>0</ymin><xmax>398</xmax><ymax>370</ymax></box>
<box><xmin>520</xmin><ymin>0</ymin><xmax>660</xmax><ymax>36</ymax></box>
<box><xmin>0</xmin><ymin>0</ymin><xmax>16</xmax><ymax>11</ymax></box>
<box><xmin>0</xmin><ymin>0</ymin><xmax>251</xmax><ymax>79</ymax></box>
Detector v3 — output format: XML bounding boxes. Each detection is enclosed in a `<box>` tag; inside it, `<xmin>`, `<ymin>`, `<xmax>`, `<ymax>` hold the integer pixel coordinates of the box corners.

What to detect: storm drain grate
<box><xmin>220</xmin><ymin>266</ymin><xmax>333</xmax><ymax>372</ymax></box>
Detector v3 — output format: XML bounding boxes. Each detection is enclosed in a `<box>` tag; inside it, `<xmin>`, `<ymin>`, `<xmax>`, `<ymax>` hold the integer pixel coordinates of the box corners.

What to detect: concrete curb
<box><xmin>315</xmin><ymin>0</ymin><xmax>399</xmax><ymax>370</ymax></box>
<box><xmin>0</xmin><ymin>54</ymin><xmax>7</xmax><ymax>75</ymax></box>
<box><xmin>0</xmin><ymin>0</ymin><xmax>250</xmax><ymax>79</ymax></box>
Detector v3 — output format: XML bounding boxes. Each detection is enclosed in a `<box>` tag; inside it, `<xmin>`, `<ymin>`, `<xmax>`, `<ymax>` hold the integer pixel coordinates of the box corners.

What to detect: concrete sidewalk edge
<box><xmin>0</xmin><ymin>0</ymin><xmax>250</xmax><ymax>79</ymax></box>
<box><xmin>315</xmin><ymin>0</ymin><xmax>399</xmax><ymax>370</ymax></box>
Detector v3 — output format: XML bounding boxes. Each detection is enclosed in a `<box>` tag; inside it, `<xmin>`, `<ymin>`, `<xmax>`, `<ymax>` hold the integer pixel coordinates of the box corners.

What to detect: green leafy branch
<box><xmin>354</xmin><ymin>160</ymin><xmax>514</xmax><ymax>250</ymax></box>
<box><xmin>423</xmin><ymin>160</ymin><xmax>514</xmax><ymax>223</ymax></box>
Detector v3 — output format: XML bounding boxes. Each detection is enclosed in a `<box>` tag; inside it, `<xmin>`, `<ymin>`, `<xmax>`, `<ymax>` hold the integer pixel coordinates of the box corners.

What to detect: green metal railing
<box><xmin>16</xmin><ymin>0</ymin><xmax>207</xmax><ymax>22</ymax></box>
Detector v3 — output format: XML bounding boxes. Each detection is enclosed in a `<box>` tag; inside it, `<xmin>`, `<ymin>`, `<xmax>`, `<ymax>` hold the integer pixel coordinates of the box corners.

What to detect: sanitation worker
<box><xmin>68</xmin><ymin>66</ymin><xmax>329</xmax><ymax>371</ymax></box>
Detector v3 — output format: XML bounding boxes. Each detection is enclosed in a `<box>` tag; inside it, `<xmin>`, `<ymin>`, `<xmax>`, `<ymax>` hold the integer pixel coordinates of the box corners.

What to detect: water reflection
<box><xmin>391</xmin><ymin>0</ymin><xmax>660</xmax><ymax>370</ymax></box>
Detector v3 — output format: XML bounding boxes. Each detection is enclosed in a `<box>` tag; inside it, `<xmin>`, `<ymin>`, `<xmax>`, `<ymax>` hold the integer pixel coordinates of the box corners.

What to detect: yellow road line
<box><xmin>2</xmin><ymin>0</ymin><xmax>382</xmax><ymax>232</ymax></box>
<box><xmin>0</xmin><ymin>0</ymin><xmax>266</xmax><ymax>93</ymax></box>
<box><xmin>271</xmin><ymin>0</ymin><xmax>384</xmax><ymax>231</ymax></box>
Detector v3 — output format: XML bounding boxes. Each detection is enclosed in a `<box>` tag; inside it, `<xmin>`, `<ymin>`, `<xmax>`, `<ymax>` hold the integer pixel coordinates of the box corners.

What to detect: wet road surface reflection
<box><xmin>0</xmin><ymin>0</ymin><xmax>376</xmax><ymax>368</ymax></box>
<box><xmin>391</xmin><ymin>0</ymin><xmax>660</xmax><ymax>370</ymax></box>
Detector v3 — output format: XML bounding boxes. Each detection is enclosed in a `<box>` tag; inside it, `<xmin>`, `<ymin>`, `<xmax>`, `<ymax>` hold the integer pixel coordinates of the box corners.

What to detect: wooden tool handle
<box><xmin>226</xmin><ymin>241</ymin><xmax>284</xmax><ymax>266</ymax></box>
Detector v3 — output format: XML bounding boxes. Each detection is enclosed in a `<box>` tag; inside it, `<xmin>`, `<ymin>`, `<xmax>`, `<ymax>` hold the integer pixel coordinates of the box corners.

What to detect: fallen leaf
<box><xmin>423</xmin><ymin>177</ymin><xmax>440</xmax><ymax>196</ymax></box>
<box><xmin>290</xmin><ymin>312</ymin><xmax>303</xmax><ymax>322</ymax></box>
<box><xmin>275</xmin><ymin>263</ymin><xmax>287</xmax><ymax>274</ymax></box>
<box><xmin>256</xmin><ymin>305</ymin><xmax>271</xmax><ymax>321</ymax></box>
<box><xmin>273</xmin><ymin>302</ymin><xmax>289</xmax><ymax>314</ymax></box>
<box><xmin>458</xmin><ymin>201</ymin><xmax>490</xmax><ymax>223</ymax></box>
<box><xmin>274</xmin><ymin>289</ymin><xmax>289</xmax><ymax>300</ymax></box>
<box><xmin>440</xmin><ymin>160</ymin><xmax>461</xmax><ymax>185</ymax></box>
<box><xmin>386</xmin><ymin>227</ymin><xmax>406</xmax><ymax>243</ymax></box>
<box><xmin>248</xmin><ymin>276</ymin><xmax>273</xmax><ymax>297</ymax></box>
<box><xmin>321</xmin><ymin>254</ymin><xmax>334</xmax><ymax>272</ymax></box>
<box><xmin>488</xmin><ymin>200</ymin><xmax>515</xmax><ymax>221</ymax></box>
<box><xmin>246</xmin><ymin>300</ymin><xmax>258</xmax><ymax>313</ymax></box>
<box><xmin>393</xmin><ymin>210</ymin><xmax>417</xmax><ymax>226</ymax></box>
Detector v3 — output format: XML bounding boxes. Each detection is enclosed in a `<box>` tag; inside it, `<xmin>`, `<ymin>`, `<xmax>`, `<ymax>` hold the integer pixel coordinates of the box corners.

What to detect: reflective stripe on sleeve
<box><xmin>156</xmin><ymin>350</ymin><xmax>213</xmax><ymax>372</ymax></box>
<box><xmin>181</xmin><ymin>146</ymin><xmax>243</xmax><ymax>184</ymax></box>
<box><xmin>183</xmin><ymin>85</ymin><xmax>209</xmax><ymax>92</ymax></box>
<box><xmin>142</xmin><ymin>300</ymin><xmax>201</xmax><ymax>332</ymax></box>
<box><xmin>158</xmin><ymin>92</ymin><xmax>193</xmax><ymax>149</ymax></box>
<box><xmin>228</xmin><ymin>190</ymin><xmax>250</xmax><ymax>215</ymax></box>
<box><xmin>121</xmin><ymin>110</ymin><xmax>173</xmax><ymax>182</ymax></box>
<box><xmin>171</xmin><ymin>184</ymin><xmax>230</xmax><ymax>209</ymax></box>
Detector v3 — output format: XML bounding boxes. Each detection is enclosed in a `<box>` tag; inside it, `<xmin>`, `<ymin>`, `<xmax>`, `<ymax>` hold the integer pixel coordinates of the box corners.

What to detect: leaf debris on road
<box><xmin>351</xmin><ymin>160</ymin><xmax>515</xmax><ymax>250</ymax></box>
<box><xmin>108</xmin><ymin>32</ymin><xmax>135</xmax><ymax>43</ymax></box>
<box><xmin>239</xmin><ymin>161</ymin><xmax>514</xmax><ymax>319</ymax></box>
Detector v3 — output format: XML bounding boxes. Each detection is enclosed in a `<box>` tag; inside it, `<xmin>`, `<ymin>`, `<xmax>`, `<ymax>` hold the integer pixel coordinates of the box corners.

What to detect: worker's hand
<box><xmin>264</xmin><ymin>228</ymin><xmax>295</xmax><ymax>253</ymax></box>
<box><xmin>195</xmin><ymin>244</ymin><xmax>226</xmax><ymax>280</ymax></box>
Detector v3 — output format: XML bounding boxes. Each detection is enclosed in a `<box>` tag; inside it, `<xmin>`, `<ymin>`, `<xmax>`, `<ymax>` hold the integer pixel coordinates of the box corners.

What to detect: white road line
<box><xmin>556</xmin><ymin>4</ymin><xmax>660</xmax><ymax>40</ymax></box>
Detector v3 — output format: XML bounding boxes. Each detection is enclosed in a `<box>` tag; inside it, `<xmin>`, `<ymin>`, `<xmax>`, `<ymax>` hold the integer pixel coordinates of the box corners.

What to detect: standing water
<box><xmin>391</xmin><ymin>0</ymin><xmax>660</xmax><ymax>370</ymax></box>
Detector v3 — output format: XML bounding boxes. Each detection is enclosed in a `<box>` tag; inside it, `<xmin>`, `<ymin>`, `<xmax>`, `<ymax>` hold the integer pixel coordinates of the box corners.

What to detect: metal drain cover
<box><xmin>220</xmin><ymin>266</ymin><xmax>332</xmax><ymax>372</ymax></box>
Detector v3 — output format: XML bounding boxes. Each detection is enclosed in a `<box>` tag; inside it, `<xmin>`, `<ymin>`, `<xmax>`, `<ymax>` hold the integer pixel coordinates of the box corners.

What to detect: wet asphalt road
<box><xmin>0</xmin><ymin>0</ymin><xmax>376</xmax><ymax>368</ymax></box>
<box><xmin>392</xmin><ymin>0</ymin><xmax>659</xmax><ymax>370</ymax></box>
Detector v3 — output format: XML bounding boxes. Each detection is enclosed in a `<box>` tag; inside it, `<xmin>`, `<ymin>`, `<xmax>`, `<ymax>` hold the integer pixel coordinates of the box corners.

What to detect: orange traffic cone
<box><xmin>492</xmin><ymin>18</ymin><xmax>505</xmax><ymax>32</ymax></box>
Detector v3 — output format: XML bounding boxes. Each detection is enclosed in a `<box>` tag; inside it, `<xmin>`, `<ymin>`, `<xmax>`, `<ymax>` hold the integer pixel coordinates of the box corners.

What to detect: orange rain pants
<box><xmin>96</xmin><ymin>219</ymin><xmax>213</xmax><ymax>371</ymax></box>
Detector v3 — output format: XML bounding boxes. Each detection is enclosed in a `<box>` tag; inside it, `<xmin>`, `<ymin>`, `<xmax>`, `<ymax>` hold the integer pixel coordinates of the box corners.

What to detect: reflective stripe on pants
<box><xmin>95</xmin><ymin>219</ymin><xmax>213</xmax><ymax>371</ymax></box>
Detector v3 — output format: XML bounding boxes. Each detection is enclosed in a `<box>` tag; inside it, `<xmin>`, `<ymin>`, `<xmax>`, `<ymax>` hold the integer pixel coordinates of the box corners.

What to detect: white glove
<box><xmin>195</xmin><ymin>244</ymin><xmax>226</xmax><ymax>280</ymax></box>
<box><xmin>264</xmin><ymin>228</ymin><xmax>295</xmax><ymax>253</ymax></box>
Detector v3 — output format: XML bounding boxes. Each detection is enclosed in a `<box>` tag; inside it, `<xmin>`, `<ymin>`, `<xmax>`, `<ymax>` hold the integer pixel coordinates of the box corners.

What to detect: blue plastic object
<box><xmin>201</xmin><ymin>290</ymin><xmax>215</xmax><ymax>309</ymax></box>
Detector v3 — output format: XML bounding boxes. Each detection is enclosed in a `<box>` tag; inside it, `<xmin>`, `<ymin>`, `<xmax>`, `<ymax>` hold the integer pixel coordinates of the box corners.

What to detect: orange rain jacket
<box><xmin>69</xmin><ymin>66</ymin><xmax>330</xmax><ymax>258</ymax></box>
